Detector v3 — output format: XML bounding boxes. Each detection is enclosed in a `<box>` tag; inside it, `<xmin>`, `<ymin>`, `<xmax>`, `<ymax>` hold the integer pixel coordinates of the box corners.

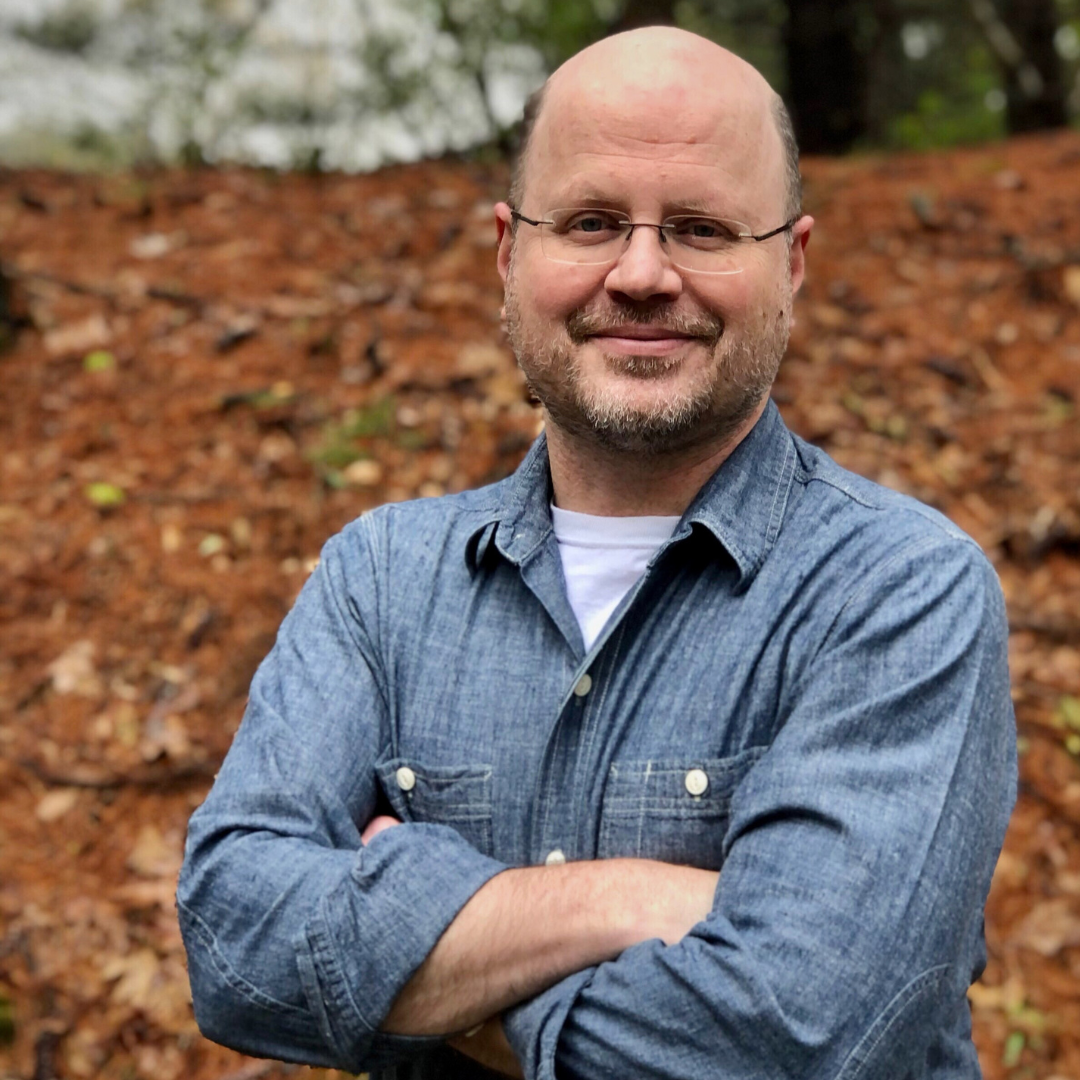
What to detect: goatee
<box><xmin>504</xmin><ymin>274</ymin><xmax>790</xmax><ymax>457</ymax></box>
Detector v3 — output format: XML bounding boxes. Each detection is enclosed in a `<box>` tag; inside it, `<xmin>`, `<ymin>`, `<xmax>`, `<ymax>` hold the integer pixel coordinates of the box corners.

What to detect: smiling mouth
<box><xmin>587</xmin><ymin>328</ymin><xmax>701</xmax><ymax>356</ymax></box>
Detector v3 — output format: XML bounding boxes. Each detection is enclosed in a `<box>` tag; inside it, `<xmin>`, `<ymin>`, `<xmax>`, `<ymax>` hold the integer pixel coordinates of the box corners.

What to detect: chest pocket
<box><xmin>375</xmin><ymin>758</ymin><xmax>494</xmax><ymax>858</ymax></box>
<box><xmin>597</xmin><ymin>747</ymin><xmax>765</xmax><ymax>871</ymax></box>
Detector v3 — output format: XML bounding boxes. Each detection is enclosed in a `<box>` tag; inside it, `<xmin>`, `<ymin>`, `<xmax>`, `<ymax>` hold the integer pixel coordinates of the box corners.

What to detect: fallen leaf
<box><xmin>126</xmin><ymin>825</ymin><xmax>182</xmax><ymax>880</ymax></box>
<box><xmin>43</xmin><ymin>314</ymin><xmax>111</xmax><ymax>357</ymax></box>
<box><xmin>84</xmin><ymin>482</ymin><xmax>126</xmax><ymax>508</ymax></box>
<box><xmin>47</xmin><ymin>640</ymin><xmax>102</xmax><ymax>696</ymax></box>
<box><xmin>130</xmin><ymin>231</ymin><xmax>184</xmax><ymax>259</ymax></box>
<box><xmin>1063</xmin><ymin>266</ymin><xmax>1080</xmax><ymax>306</ymax></box>
<box><xmin>35</xmin><ymin>789</ymin><xmax>79</xmax><ymax>823</ymax></box>
<box><xmin>343</xmin><ymin>459</ymin><xmax>383</xmax><ymax>486</ymax></box>
<box><xmin>1013</xmin><ymin>897</ymin><xmax>1080</xmax><ymax>957</ymax></box>
<box><xmin>82</xmin><ymin>349</ymin><xmax>116</xmax><ymax>372</ymax></box>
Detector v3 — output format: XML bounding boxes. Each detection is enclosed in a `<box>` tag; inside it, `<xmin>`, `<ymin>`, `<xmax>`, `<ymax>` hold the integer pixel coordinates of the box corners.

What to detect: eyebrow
<box><xmin>544</xmin><ymin>190</ymin><xmax>739</xmax><ymax>218</ymax></box>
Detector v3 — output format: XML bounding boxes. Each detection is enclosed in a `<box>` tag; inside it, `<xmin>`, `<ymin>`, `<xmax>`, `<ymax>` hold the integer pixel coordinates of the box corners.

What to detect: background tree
<box><xmin>0</xmin><ymin>0</ymin><xmax>1077</xmax><ymax>169</ymax></box>
<box><xmin>783</xmin><ymin>0</ymin><xmax>875</xmax><ymax>152</ymax></box>
<box><xmin>969</xmin><ymin>0</ymin><xmax>1069</xmax><ymax>132</ymax></box>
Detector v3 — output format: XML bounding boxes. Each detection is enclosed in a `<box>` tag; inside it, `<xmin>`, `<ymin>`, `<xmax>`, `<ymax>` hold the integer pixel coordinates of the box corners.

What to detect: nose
<box><xmin>603</xmin><ymin>224</ymin><xmax>683</xmax><ymax>303</ymax></box>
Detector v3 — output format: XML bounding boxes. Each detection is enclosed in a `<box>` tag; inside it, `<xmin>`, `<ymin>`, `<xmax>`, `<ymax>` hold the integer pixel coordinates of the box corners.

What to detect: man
<box><xmin>178</xmin><ymin>27</ymin><xmax>1016</xmax><ymax>1080</ymax></box>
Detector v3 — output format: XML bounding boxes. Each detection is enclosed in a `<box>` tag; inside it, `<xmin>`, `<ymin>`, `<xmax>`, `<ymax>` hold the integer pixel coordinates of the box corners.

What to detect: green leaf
<box><xmin>83</xmin><ymin>349</ymin><xmax>116</xmax><ymax>372</ymax></box>
<box><xmin>198</xmin><ymin>533</ymin><xmax>226</xmax><ymax>557</ymax></box>
<box><xmin>341</xmin><ymin>396</ymin><xmax>395</xmax><ymax>439</ymax></box>
<box><xmin>1058</xmin><ymin>696</ymin><xmax>1080</xmax><ymax>732</ymax></box>
<box><xmin>1002</xmin><ymin>1030</ymin><xmax>1024</xmax><ymax>1068</ymax></box>
<box><xmin>84</xmin><ymin>482</ymin><xmax>126</xmax><ymax>507</ymax></box>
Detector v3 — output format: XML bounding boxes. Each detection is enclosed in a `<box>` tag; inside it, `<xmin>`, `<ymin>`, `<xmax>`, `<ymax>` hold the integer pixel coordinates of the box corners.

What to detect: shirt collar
<box><xmin>678</xmin><ymin>398</ymin><xmax>799</xmax><ymax>587</ymax></box>
<box><xmin>466</xmin><ymin>398</ymin><xmax>798</xmax><ymax>587</ymax></box>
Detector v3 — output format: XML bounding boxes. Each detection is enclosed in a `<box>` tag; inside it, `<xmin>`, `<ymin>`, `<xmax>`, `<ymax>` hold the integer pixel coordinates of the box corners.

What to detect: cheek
<box><xmin>519</xmin><ymin>258</ymin><xmax>605</xmax><ymax>322</ymax></box>
<box><xmin>695</xmin><ymin>264</ymin><xmax>784</xmax><ymax>328</ymax></box>
<box><xmin>686</xmin><ymin>273</ymin><xmax>752</xmax><ymax>324</ymax></box>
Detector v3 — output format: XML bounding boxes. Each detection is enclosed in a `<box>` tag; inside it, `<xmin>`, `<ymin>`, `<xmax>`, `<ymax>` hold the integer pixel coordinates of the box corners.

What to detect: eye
<box><xmin>555</xmin><ymin>210</ymin><xmax>625</xmax><ymax>237</ymax></box>
<box><xmin>669</xmin><ymin>217</ymin><xmax>741</xmax><ymax>248</ymax></box>
<box><xmin>674</xmin><ymin>218</ymin><xmax>735</xmax><ymax>238</ymax></box>
<box><xmin>576</xmin><ymin>216</ymin><xmax>608</xmax><ymax>233</ymax></box>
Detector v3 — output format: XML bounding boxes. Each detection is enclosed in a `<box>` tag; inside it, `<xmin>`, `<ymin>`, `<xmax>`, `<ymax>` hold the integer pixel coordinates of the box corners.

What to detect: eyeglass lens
<box><xmin>538</xmin><ymin>208</ymin><xmax>752</xmax><ymax>274</ymax></box>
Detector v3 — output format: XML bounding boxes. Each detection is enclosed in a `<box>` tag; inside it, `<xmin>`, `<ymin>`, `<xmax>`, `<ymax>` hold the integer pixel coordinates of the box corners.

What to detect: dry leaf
<box><xmin>35</xmin><ymin>788</ymin><xmax>79</xmax><ymax>823</ymax></box>
<box><xmin>455</xmin><ymin>342</ymin><xmax>507</xmax><ymax>378</ymax></box>
<box><xmin>1063</xmin><ymin>266</ymin><xmax>1080</xmax><ymax>306</ymax></box>
<box><xmin>126</xmin><ymin>825</ymin><xmax>182</xmax><ymax>880</ymax></box>
<box><xmin>43</xmin><ymin>314</ymin><xmax>112</xmax><ymax>357</ymax></box>
<box><xmin>1013</xmin><ymin>897</ymin><xmax>1080</xmax><ymax>957</ymax></box>
<box><xmin>47</xmin><ymin>640</ymin><xmax>103</xmax><ymax>697</ymax></box>
<box><xmin>343</xmin><ymin>459</ymin><xmax>383</xmax><ymax>486</ymax></box>
<box><xmin>113</xmin><ymin>879</ymin><xmax>179</xmax><ymax>910</ymax></box>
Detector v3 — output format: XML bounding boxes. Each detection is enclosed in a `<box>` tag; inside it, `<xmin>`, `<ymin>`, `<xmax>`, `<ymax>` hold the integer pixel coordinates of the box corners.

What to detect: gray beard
<box><xmin>505</xmin><ymin>282</ymin><xmax>790</xmax><ymax>458</ymax></box>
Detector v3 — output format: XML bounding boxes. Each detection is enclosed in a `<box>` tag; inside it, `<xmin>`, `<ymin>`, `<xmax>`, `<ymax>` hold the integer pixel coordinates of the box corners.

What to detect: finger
<box><xmin>361</xmin><ymin>814</ymin><xmax>402</xmax><ymax>845</ymax></box>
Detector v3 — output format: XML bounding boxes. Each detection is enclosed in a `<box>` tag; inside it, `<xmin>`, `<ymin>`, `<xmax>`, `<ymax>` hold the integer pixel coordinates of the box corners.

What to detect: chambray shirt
<box><xmin>178</xmin><ymin>400</ymin><xmax>1016</xmax><ymax>1080</ymax></box>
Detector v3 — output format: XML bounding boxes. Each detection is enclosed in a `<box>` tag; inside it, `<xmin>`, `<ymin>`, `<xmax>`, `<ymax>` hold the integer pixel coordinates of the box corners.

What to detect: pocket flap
<box><xmin>605</xmin><ymin>746</ymin><xmax>766</xmax><ymax>814</ymax></box>
<box><xmin>374</xmin><ymin>758</ymin><xmax>493</xmax><ymax>823</ymax></box>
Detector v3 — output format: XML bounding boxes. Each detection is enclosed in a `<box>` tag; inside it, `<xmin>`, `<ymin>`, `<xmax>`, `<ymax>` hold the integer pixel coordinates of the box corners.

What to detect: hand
<box><xmin>448</xmin><ymin>1017</ymin><xmax>524</xmax><ymax>1078</ymax></box>
<box><xmin>361</xmin><ymin>814</ymin><xmax>401</xmax><ymax>845</ymax></box>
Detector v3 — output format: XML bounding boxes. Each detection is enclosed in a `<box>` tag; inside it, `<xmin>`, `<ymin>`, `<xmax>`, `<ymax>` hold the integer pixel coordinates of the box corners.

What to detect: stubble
<box><xmin>504</xmin><ymin>262</ymin><xmax>792</xmax><ymax>457</ymax></box>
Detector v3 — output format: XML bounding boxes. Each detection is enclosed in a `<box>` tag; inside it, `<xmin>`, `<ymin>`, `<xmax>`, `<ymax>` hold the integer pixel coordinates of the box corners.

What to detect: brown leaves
<box><xmin>46</xmin><ymin>640</ymin><xmax>103</xmax><ymax>698</ymax></box>
<box><xmin>1013</xmin><ymin>898</ymin><xmax>1080</xmax><ymax>957</ymax></box>
<box><xmin>2</xmin><ymin>142</ymin><xmax>1080</xmax><ymax>1080</ymax></box>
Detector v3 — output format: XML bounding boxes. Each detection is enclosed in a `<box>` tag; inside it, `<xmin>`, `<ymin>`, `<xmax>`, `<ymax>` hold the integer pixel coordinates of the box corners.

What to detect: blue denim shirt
<box><xmin>178</xmin><ymin>400</ymin><xmax>1016</xmax><ymax>1080</ymax></box>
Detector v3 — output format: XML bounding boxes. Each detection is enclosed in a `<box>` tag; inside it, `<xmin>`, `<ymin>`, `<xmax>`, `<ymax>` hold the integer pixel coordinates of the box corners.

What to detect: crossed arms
<box><xmin>367</xmin><ymin>810</ymin><xmax>720</xmax><ymax>1075</ymax></box>
<box><xmin>177</xmin><ymin>517</ymin><xmax>1017</xmax><ymax>1080</ymax></box>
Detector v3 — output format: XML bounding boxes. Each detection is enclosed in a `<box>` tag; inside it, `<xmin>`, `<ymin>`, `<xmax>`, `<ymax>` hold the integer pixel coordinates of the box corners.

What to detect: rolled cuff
<box><xmin>294</xmin><ymin>822</ymin><xmax>507</xmax><ymax>1072</ymax></box>
<box><xmin>503</xmin><ymin>968</ymin><xmax>595</xmax><ymax>1080</ymax></box>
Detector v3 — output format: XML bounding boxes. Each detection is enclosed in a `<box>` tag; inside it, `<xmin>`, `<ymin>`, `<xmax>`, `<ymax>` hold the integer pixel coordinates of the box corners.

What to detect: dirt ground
<box><xmin>1</xmin><ymin>132</ymin><xmax>1079</xmax><ymax>1080</ymax></box>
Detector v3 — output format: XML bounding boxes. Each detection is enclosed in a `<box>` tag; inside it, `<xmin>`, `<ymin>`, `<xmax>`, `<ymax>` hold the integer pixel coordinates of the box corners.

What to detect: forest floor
<box><xmin>1</xmin><ymin>132</ymin><xmax>1079</xmax><ymax>1080</ymax></box>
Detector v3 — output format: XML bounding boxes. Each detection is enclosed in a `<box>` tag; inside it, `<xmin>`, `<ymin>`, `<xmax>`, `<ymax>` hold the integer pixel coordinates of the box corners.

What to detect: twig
<box><xmin>1009</xmin><ymin>618</ymin><xmax>1080</xmax><ymax>643</ymax></box>
<box><xmin>18</xmin><ymin>757</ymin><xmax>218</xmax><ymax>789</ymax></box>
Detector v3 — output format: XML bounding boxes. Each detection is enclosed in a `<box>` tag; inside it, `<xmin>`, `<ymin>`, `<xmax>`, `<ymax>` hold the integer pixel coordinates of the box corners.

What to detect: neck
<box><xmin>546</xmin><ymin>400</ymin><xmax>767</xmax><ymax>517</ymax></box>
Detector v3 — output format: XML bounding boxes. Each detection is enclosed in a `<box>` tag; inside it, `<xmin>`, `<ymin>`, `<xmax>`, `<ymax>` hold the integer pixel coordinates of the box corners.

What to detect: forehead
<box><xmin>524</xmin><ymin>69</ymin><xmax>783</xmax><ymax>219</ymax></box>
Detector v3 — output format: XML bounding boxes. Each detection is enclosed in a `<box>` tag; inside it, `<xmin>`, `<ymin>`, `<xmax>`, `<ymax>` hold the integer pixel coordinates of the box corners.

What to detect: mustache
<box><xmin>565</xmin><ymin>302</ymin><xmax>724</xmax><ymax>346</ymax></box>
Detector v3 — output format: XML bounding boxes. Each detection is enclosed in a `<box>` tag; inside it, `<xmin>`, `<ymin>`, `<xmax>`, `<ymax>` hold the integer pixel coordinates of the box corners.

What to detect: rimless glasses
<box><xmin>510</xmin><ymin>207</ymin><xmax>798</xmax><ymax>275</ymax></box>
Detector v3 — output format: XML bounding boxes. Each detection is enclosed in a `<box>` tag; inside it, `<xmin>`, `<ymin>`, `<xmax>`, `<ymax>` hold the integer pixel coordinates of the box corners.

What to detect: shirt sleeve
<box><xmin>504</xmin><ymin>533</ymin><xmax>1017</xmax><ymax>1080</ymax></box>
<box><xmin>176</xmin><ymin>519</ymin><xmax>506</xmax><ymax>1073</ymax></box>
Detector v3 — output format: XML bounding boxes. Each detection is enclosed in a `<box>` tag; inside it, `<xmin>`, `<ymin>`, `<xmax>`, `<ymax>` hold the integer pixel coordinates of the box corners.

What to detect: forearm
<box><xmin>381</xmin><ymin>856</ymin><xmax>718</xmax><ymax>1036</ymax></box>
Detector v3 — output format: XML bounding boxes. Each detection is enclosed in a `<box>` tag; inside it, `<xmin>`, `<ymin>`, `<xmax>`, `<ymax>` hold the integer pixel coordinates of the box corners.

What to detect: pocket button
<box><xmin>684</xmin><ymin>768</ymin><xmax>709</xmax><ymax>797</ymax></box>
<box><xmin>544</xmin><ymin>848</ymin><xmax>567</xmax><ymax>866</ymax></box>
<box><xmin>396</xmin><ymin>766</ymin><xmax>417</xmax><ymax>792</ymax></box>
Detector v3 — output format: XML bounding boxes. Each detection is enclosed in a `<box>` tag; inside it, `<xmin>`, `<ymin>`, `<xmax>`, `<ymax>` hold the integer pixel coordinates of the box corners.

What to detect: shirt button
<box><xmin>573</xmin><ymin>673</ymin><xmax>593</xmax><ymax>697</ymax></box>
<box><xmin>545</xmin><ymin>849</ymin><xmax>567</xmax><ymax>866</ymax></box>
<box><xmin>396</xmin><ymin>766</ymin><xmax>417</xmax><ymax>792</ymax></box>
<box><xmin>684</xmin><ymin>768</ymin><xmax>709</xmax><ymax>797</ymax></box>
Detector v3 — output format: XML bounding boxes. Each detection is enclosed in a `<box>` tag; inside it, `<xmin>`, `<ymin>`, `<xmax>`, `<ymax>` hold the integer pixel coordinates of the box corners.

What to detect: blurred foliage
<box><xmin>0</xmin><ymin>0</ymin><xmax>1077</xmax><ymax>168</ymax></box>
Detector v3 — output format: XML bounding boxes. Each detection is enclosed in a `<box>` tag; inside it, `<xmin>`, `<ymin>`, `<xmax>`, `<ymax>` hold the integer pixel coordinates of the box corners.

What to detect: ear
<box><xmin>789</xmin><ymin>214</ymin><xmax>813</xmax><ymax>296</ymax></box>
<box><xmin>495</xmin><ymin>201</ymin><xmax>514</xmax><ymax>285</ymax></box>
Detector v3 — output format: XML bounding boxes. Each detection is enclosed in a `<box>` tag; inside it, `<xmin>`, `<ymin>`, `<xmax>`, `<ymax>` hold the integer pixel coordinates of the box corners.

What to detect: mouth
<box><xmin>587</xmin><ymin>327</ymin><xmax>701</xmax><ymax>356</ymax></box>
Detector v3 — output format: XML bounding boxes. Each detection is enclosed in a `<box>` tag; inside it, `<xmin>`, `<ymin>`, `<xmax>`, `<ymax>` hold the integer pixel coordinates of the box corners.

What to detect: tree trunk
<box><xmin>0</xmin><ymin>262</ymin><xmax>21</xmax><ymax>354</ymax></box>
<box><xmin>611</xmin><ymin>0</ymin><xmax>677</xmax><ymax>34</ymax></box>
<box><xmin>784</xmin><ymin>0</ymin><xmax>872</xmax><ymax>153</ymax></box>
<box><xmin>999</xmin><ymin>0</ymin><xmax>1068</xmax><ymax>133</ymax></box>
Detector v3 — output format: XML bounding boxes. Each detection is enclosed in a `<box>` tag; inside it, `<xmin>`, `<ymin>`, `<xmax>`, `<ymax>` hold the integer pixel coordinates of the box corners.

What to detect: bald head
<box><xmin>509</xmin><ymin>28</ymin><xmax>801</xmax><ymax>225</ymax></box>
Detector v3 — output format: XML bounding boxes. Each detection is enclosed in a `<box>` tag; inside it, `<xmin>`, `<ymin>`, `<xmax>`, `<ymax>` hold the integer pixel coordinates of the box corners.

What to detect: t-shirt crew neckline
<box><xmin>550</xmin><ymin>504</ymin><xmax>681</xmax><ymax>651</ymax></box>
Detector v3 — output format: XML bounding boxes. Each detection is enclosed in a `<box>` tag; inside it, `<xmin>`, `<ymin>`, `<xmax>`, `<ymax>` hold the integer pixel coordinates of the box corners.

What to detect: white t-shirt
<box><xmin>550</xmin><ymin>504</ymin><xmax>681</xmax><ymax>651</ymax></box>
